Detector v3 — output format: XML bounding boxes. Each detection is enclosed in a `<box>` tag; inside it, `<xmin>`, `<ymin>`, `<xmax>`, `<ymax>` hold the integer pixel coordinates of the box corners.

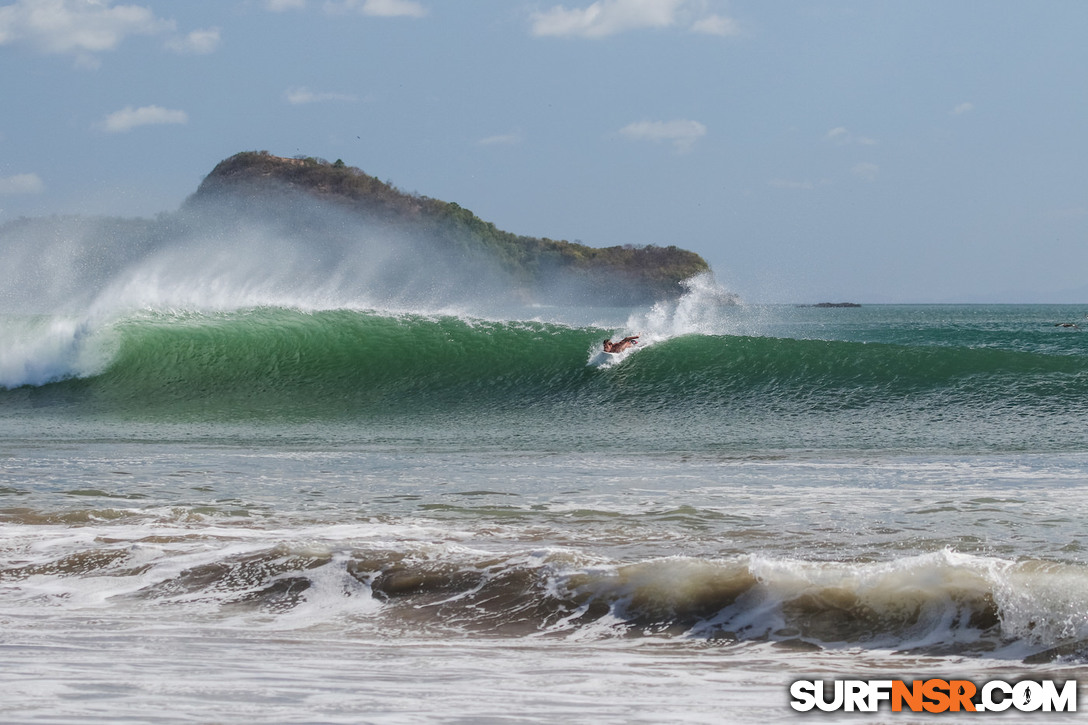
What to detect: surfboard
<box><xmin>588</xmin><ymin>349</ymin><xmax>630</xmax><ymax>368</ymax></box>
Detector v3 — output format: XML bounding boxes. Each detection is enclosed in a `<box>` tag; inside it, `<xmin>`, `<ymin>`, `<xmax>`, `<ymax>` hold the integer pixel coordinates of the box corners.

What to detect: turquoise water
<box><xmin>3</xmin><ymin>292</ymin><xmax>1088</xmax><ymax>723</ymax></box>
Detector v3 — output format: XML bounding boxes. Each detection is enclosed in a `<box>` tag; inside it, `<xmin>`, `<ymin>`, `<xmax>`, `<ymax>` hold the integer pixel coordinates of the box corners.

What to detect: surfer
<box><xmin>603</xmin><ymin>335</ymin><xmax>639</xmax><ymax>353</ymax></box>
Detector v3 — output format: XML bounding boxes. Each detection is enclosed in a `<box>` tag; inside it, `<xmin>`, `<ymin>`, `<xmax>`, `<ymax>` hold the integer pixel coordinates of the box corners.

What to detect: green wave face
<box><xmin>5</xmin><ymin>306</ymin><xmax>1088</xmax><ymax>452</ymax></box>
<box><xmin>69</xmin><ymin>309</ymin><xmax>599</xmax><ymax>416</ymax></box>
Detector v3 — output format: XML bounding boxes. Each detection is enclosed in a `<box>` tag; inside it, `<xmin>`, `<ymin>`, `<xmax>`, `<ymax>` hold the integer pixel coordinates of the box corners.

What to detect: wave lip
<box><xmin>0</xmin><ymin>315</ymin><xmax>115</xmax><ymax>389</ymax></box>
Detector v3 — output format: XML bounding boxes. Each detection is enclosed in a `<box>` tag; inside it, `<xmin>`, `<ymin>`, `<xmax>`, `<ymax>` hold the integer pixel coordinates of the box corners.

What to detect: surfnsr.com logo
<box><xmin>790</xmin><ymin>679</ymin><xmax>1077</xmax><ymax>713</ymax></box>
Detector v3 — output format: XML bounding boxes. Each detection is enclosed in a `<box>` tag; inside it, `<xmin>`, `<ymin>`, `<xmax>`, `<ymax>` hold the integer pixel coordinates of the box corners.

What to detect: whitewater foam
<box><xmin>0</xmin><ymin>314</ymin><xmax>117</xmax><ymax>388</ymax></box>
<box><xmin>6</xmin><ymin>511</ymin><xmax>1088</xmax><ymax>660</ymax></box>
<box><xmin>624</xmin><ymin>272</ymin><xmax>743</xmax><ymax>341</ymax></box>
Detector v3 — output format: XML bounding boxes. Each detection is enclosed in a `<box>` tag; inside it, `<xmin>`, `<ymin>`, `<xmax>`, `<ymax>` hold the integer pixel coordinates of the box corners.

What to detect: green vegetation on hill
<box><xmin>190</xmin><ymin>151</ymin><xmax>710</xmax><ymax>303</ymax></box>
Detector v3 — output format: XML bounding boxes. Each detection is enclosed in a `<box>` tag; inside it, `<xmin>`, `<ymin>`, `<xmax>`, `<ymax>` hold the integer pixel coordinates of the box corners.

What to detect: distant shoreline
<box><xmin>796</xmin><ymin>302</ymin><xmax>862</xmax><ymax>308</ymax></box>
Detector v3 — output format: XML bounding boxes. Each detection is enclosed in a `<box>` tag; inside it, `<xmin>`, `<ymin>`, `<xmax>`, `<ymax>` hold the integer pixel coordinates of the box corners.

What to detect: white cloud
<box><xmin>323</xmin><ymin>0</ymin><xmax>427</xmax><ymax>17</ymax></box>
<box><xmin>952</xmin><ymin>102</ymin><xmax>974</xmax><ymax>115</ymax></box>
<box><xmin>620</xmin><ymin>119</ymin><xmax>706</xmax><ymax>152</ymax></box>
<box><xmin>690</xmin><ymin>13</ymin><xmax>739</xmax><ymax>37</ymax></box>
<box><xmin>532</xmin><ymin>0</ymin><xmax>681</xmax><ymax>38</ymax></box>
<box><xmin>825</xmin><ymin>127</ymin><xmax>877</xmax><ymax>146</ymax></box>
<box><xmin>284</xmin><ymin>87</ymin><xmax>357</xmax><ymax>104</ymax></box>
<box><xmin>266</xmin><ymin>0</ymin><xmax>306</xmax><ymax>10</ymax></box>
<box><xmin>825</xmin><ymin>126</ymin><xmax>849</xmax><ymax>144</ymax></box>
<box><xmin>0</xmin><ymin>0</ymin><xmax>173</xmax><ymax>61</ymax></box>
<box><xmin>531</xmin><ymin>0</ymin><xmax>737</xmax><ymax>39</ymax></box>
<box><xmin>852</xmin><ymin>162</ymin><xmax>879</xmax><ymax>182</ymax></box>
<box><xmin>99</xmin><ymin>105</ymin><xmax>188</xmax><ymax>133</ymax></box>
<box><xmin>165</xmin><ymin>27</ymin><xmax>220</xmax><ymax>54</ymax></box>
<box><xmin>0</xmin><ymin>172</ymin><xmax>44</xmax><ymax>195</ymax></box>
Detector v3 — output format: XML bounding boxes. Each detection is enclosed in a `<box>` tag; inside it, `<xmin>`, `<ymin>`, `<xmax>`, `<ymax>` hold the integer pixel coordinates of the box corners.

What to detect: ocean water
<box><xmin>3</xmin><ymin>265</ymin><xmax>1088</xmax><ymax>722</ymax></box>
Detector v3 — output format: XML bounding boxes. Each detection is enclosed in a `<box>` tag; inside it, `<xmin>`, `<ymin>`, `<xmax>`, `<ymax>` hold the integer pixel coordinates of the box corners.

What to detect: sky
<box><xmin>1</xmin><ymin>0</ymin><xmax>1087</xmax><ymax>303</ymax></box>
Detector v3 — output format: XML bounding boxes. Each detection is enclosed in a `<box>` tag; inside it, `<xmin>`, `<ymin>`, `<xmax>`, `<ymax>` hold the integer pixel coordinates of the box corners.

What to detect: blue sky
<box><xmin>1</xmin><ymin>0</ymin><xmax>1087</xmax><ymax>303</ymax></box>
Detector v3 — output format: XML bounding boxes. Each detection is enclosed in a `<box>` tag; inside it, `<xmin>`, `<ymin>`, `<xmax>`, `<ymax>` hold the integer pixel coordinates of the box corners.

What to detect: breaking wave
<box><xmin>3</xmin><ymin>305</ymin><xmax>1087</xmax><ymax>421</ymax></box>
<box><xmin>2</xmin><ymin>513</ymin><xmax>1085</xmax><ymax>663</ymax></box>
